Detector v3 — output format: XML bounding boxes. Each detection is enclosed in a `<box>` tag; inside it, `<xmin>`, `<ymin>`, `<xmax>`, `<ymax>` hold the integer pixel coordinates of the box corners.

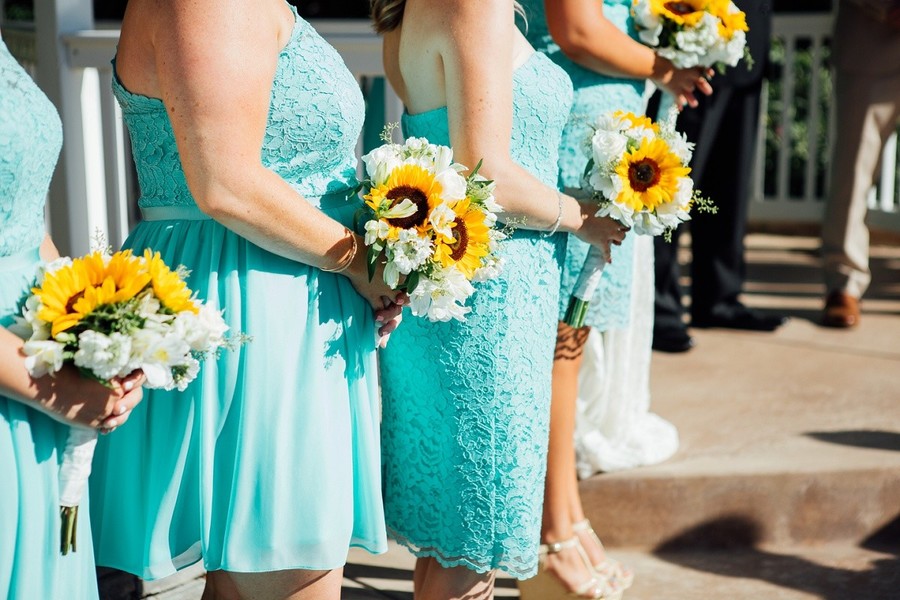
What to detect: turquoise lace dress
<box><xmin>379</xmin><ymin>52</ymin><xmax>573</xmax><ymax>579</ymax></box>
<box><xmin>89</xmin><ymin>7</ymin><xmax>387</xmax><ymax>579</ymax></box>
<box><xmin>0</xmin><ymin>37</ymin><xmax>99</xmax><ymax>599</ymax></box>
<box><xmin>521</xmin><ymin>0</ymin><xmax>648</xmax><ymax>330</ymax></box>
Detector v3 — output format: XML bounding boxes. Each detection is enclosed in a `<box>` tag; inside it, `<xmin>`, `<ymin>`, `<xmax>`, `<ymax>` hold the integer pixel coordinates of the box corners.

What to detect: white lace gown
<box><xmin>574</xmin><ymin>235</ymin><xmax>680</xmax><ymax>477</ymax></box>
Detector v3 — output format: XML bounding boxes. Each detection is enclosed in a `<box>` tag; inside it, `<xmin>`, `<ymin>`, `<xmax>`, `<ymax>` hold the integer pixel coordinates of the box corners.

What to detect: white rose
<box><xmin>591</xmin><ymin>129</ymin><xmax>629</xmax><ymax>166</ymax></box>
<box><xmin>435</xmin><ymin>168</ymin><xmax>467</xmax><ymax>202</ymax></box>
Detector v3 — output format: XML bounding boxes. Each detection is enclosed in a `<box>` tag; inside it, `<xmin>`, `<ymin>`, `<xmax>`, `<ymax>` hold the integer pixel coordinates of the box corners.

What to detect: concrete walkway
<box><xmin>137</xmin><ymin>233</ymin><xmax>900</xmax><ymax>599</ymax></box>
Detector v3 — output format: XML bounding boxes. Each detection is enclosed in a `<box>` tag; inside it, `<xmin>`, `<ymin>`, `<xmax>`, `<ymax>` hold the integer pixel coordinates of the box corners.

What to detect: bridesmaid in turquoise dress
<box><xmin>518</xmin><ymin>0</ymin><xmax>713</xmax><ymax>597</ymax></box>
<box><xmin>88</xmin><ymin>1</ymin><xmax>402</xmax><ymax>597</ymax></box>
<box><xmin>371</xmin><ymin>0</ymin><xmax>626</xmax><ymax>598</ymax></box>
<box><xmin>0</xmin><ymin>35</ymin><xmax>144</xmax><ymax>600</ymax></box>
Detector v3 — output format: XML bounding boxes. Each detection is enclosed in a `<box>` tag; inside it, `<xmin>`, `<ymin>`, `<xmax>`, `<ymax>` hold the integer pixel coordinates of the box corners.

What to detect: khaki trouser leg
<box><xmin>822</xmin><ymin>69</ymin><xmax>900</xmax><ymax>299</ymax></box>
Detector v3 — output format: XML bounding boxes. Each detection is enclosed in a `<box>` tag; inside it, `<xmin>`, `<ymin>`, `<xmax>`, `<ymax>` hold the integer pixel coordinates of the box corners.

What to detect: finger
<box><xmin>683</xmin><ymin>91</ymin><xmax>699</xmax><ymax>108</ymax></box>
<box><xmin>376</xmin><ymin>303</ymin><xmax>403</xmax><ymax>323</ymax></box>
<box><xmin>394</xmin><ymin>292</ymin><xmax>408</xmax><ymax>306</ymax></box>
<box><xmin>379</xmin><ymin>313</ymin><xmax>403</xmax><ymax>337</ymax></box>
<box><xmin>697</xmin><ymin>78</ymin><xmax>713</xmax><ymax>95</ymax></box>
<box><xmin>118</xmin><ymin>369</ymin><xmax>146</xmax><ymax>392</ymax></box>
<box><xmin>376</xmin><ymin>333</ymin><xmax>390</xmax><ymax>349</ymax></box>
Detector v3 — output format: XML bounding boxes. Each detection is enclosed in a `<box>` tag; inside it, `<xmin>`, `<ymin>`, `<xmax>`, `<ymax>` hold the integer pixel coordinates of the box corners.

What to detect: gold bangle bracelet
<box><xmin>321</xmin><ymin>228</ymin><xmax>358</xmax><ymax>273</ymax></box>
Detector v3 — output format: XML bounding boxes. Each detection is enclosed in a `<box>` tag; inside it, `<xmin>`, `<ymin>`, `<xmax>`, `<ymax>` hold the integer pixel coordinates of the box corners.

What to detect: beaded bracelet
<box><xmin>542</xmin><ymin>191</ymin><xmax>564</xmax><ymax>238</ymax></box>
<box><xmin>321</xmin><ymin>228</ymin><xmax>358</xmax><ymax>273</ymax></box>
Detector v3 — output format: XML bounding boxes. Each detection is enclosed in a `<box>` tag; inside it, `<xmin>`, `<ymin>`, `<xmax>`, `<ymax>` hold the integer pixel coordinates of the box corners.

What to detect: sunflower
<box><xmin>35</xmin><ymin>252</ymin><xmax>109</xmax><ymax>336</ymax></box>
<box><xmin>714</xmin><ymin>5</ymin><xmax>748</xmax><ymax>39</ymax></box>
<box><xmin>432</xmin><ymin>198</ymin><xmax>491</xmax><ymax>279</ymax></box>
<box><xmin>142</xmin><ymin>250</ymin><xmax>198</xmax><ymax>314</ymax></box>
<box><xmin>614</xmin><ymin>137</ymin><xmax>691</xmax><ymax>212</ymax></box>
<box><xmin>652</xmin><ymin>0</ymin><xmax>709</xmax><ymax>27</ymax></box>
<box><xmin>104</xmin><ymin>250</ymin><xmax>152</xmax><ymax>303</ymax></box>
<box><xmin>614</xmin><ymin>111</ymin><xmax>660</xmax><ymax>133</ymax></box>
<box><xmin>364</xmin><ymin>164</ymin><xmax>444</xmax><ymax>231</ymax></box>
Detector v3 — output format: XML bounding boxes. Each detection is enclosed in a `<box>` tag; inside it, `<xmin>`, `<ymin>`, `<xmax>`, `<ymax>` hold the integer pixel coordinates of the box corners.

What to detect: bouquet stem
<box><xmin>563</xmin><ymin>245</ymin><xmax>608</xmax><ymax>328</ymax></box>
<box><xmin>58</xmin><ymin>426</ymin><xmax>98</xmax><ymax>555</ymax></box>
<box><xmin>60</xmin><ymin>506</ymin><xmax>78</xmax><ymax>555</ymax></box>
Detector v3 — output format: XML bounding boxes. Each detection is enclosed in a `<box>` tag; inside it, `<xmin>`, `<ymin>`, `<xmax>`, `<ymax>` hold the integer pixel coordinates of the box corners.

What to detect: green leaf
<box><xmin>367</xmin><ymin>247</ymin><xmax>379</xmax><ymax>282</ymax></box>
<box><xmin>403</xmin><ymin>270</ymin><xmax>420</xmax><ymax>294</ymax></box>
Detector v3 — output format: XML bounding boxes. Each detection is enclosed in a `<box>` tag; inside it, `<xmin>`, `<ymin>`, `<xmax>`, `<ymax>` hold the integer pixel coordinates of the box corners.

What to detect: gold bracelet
<box><xmin>321</xmin><ymin>228</ymin><xmax>358</xmax><ymax>273</ymax></box>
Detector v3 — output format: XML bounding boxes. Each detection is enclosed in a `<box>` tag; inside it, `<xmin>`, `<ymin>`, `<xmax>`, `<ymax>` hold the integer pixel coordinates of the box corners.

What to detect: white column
<box><xmin>34</xmin><ymin>0</ymin><xmax>94</xmax><ymax>256</ymax></box>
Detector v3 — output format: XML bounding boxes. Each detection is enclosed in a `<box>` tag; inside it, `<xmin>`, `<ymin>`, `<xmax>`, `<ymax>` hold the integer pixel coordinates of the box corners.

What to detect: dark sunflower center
<box><xmin>385</xmin><ymin>185</ymin><xmax>429</xmax><ymax>229</ymax></box>
<box><xmin>448</xmin><ymin>217</ymin><xmax>469</xmax><ymax>261</ymax></box>
<box><xmin>664</xmin><ymin>1</ymin><xmax>697</xmax><ymax>15</ymax></box>
<box><xmin>628</xmin><ymin>159</ymin><xmax>661</xmax><ymax>192</ymax></box>
<box><xmin>65</xmin><ymin>291</ymin><xmax>85</xmax><ymax>313</ymax></box>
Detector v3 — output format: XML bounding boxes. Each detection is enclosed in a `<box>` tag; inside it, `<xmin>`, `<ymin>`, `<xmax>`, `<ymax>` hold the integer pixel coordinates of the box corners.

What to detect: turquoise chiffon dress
<box><xmin>521</xmin><ymin>0</ymin><xmax>648</xmax><ymax>330</ymax></box>
<box><xmin>0</xmin><ymin>37</ymin><xmax>99</xmax><ymax>599</ymax></box>
<box><xmin>379</xmin><ymin>52</ymin><xmax>573</xmax><ymax>579</ymax></box>
<box><xmin>89</xmin><ymin>8</ymin><xmax>387</xmax><ymax>579</ymax></box>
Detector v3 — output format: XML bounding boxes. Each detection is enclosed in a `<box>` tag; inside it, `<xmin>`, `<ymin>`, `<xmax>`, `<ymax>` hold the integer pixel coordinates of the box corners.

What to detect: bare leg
<box><xmin>202</xmin><ymin>568</ymin><xmax>343</xmax><ymax>600</ymax></box>
<box><xmin>416</xmin><ymin>558</ymin><xmax>495</xmax><ymax>600</ymax></box>
<box><xmin>413</xmin><ymin>557</ymin><xmax>431</xmax><ymax>596</ymax></box>
<box><xmin>538</xmin><ymin>322</ymin><xmax>601</xmax><ymax>594</ymax></box>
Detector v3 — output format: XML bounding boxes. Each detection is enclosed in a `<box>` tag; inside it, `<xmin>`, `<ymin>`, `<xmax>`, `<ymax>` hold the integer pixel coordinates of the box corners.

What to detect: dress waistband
<box><xmin>140</xmin><ymin>191</ymin><xmax>357</xmax><ymax>222</ymax></box>
<box><xmin>0</xmin><ymin>246</ymin><xmax>41</xmax><ymax>272</ymax></box>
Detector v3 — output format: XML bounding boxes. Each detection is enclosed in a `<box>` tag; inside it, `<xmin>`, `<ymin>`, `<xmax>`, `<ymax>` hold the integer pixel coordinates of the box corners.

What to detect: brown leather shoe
<box><xmin>823</xmin><ymin>291</ymin><xmax>860</xmax><ymax>328</ymax></box>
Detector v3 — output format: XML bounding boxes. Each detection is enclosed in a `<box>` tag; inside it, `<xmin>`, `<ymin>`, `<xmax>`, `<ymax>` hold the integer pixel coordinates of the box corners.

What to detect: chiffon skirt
<box><xmin>0</xmin><ymin>247</ymin><xmax>99</xmax><ymax>600</ymax></box>
<box><xmin>90</xmin><ymin>197</ymin><xmax>387</xmax><ymax>580</ymax></box>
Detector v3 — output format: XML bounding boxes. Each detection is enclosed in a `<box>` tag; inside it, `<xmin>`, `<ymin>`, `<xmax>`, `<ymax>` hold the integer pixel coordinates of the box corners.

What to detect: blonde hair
<box><xmin>370</xmin><ymin>0</ymin><xmax>406</xmax><ymax>33</ymax></box>
<box><xmin>370</xmin><ymin>1</ymin><xmax>526</xmax><ymax>34</ymax></box>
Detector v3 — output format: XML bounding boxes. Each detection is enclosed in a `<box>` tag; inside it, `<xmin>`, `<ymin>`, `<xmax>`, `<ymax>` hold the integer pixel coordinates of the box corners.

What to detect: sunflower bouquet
<box><xmin>359</xmin><ymin>135</ymin><xmax>505</xmax><ymax>322</ymax></box>
<box><xmin>632</xmin><ymin>0</ymin><xmax>749</xmax><ymax>70</ymax></box>
<box><xmin>14</xmin><ymin>248</ymin><xmax>234</xmax><ymax>554</ymax></box>
<box><xmin>564</xmin><ymin>110</ymin><xmax>715</xmax><ymax>327</ymax></box>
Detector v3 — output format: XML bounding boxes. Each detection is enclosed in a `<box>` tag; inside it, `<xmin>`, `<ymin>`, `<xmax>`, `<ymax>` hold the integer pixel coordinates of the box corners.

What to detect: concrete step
<box><xmin>579</xmin><ymin>235</ymin><xmax>900</xmax><ymax>551</ymax></box>
<box><xmin>341</xmin><ymin>539</ymin><xmax>900</xmax><ymax>600</ymax></box>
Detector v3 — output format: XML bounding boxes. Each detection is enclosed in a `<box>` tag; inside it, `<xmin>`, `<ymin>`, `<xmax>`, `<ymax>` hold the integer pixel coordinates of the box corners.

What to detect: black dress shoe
<box><xmin>652</xmin><ymin>327</ymin><xmax>695</xmax><ymax>353</ymax></box>
<box><xmin>691</xmin><ymin>304</ymin><xmax>787</xmax><ymax>332</ymax></box>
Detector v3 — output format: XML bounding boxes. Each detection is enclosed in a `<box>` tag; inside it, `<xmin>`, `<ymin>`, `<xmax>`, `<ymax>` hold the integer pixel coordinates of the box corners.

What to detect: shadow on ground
<box><xmin>653</xmin><ymin>516</ymin><xmax>900</xmax><ymax>600</ymax></box>
<box><xmin>806</xmin><ymin>430</ymin><xmax>900</xmax><ymax>452</ymax></box>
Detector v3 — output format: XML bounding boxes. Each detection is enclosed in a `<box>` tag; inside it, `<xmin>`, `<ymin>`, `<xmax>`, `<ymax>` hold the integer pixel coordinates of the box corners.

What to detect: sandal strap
<box><xmin>539</xmin><ymin>536</ymin><xmax>580</xmax><ymax>555</ymax></box>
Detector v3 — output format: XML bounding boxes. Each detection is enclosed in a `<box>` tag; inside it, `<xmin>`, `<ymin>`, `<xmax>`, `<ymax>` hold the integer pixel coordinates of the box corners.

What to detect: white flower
<box><xmin>173</xmin><ymin>356</ymin><xmax>201</xmax><ymax>391</ymax></box>
<box><xmin>362</xmin><ymin>145</ymin><xmax>403</xmax><ymax>185</ymax></box>
<box><xmin>22</xmin><ymin>339</ymin><xmax>67</xmax><ymax>377</ymax></box>
<box><xmin>664</xmin><ymin>130</ymin><xmax>694</xmax><ymax>165</ymax></box>
<box><xmin>435</xmin><ymin>168</ymin><xmax>467</xmax><ymax>202</ymax></box>
<box><xmin>173</xmin><ymin>305</ymin><xmax>228</xmax><ymax>353</ymax></box>
<box><xmin>383</xmin><ymin>230</ymin><xmax>434</xmax><ymax>288</ymax></box>
<box><xmin>139</xmin><ymin>333</ymin><xmax>191</xmax><ymax>389</ymax></box>
<box><xmin>632</xmin><ymin>0</ymin><xmax>663</xmax><ymax>45</ymax></box>
<box><xmin>34</xmin><ymin>256</ymin><xmax>73</xmax><ymax>286</ymax></box>
<box><xmin>428</xmin><ymin>202</ymin><xmax>459</xmax><ymax>240</ymax></box>
<box><xmin>472</xmin><ymin>255</ymin><xmax>504</xmax><ymax>283</ymax></box>
<box><xmin>591</xmin><ymin>129</ymin><xmax>629</xmax><ymax>166</ymax></box>
<box><xmin>73</xmin><ymin>330</ymin><xmax>133</xmax><ymax>381</ymax></box>
<box><xmin>364</xmin><ymin>219</ymin><xmax>391</xmax><ymax>246</ymax></box>
<box><xmin>135</xmin><ymin>290</ymin><xmax>163</xmax><ymax>319</ymax></box>
<box><xmin>408</xmin><ymin>268</ymin><xmax>474</xmax><ymax>322</ymax></box>
<box><xmin>633</xmin><ymin>211</ymin><xmax>667</xmax><ymax>236</ymax></box>
<box><xmin>431</xmin><ymin>144</ymin><xmax>455</xmax><ymax>172</ymax></box>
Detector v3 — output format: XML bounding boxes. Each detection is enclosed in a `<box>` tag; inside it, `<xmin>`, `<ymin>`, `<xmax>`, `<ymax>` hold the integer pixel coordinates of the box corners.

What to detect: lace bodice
<box><xmin>402</xmin><ymin>52</ymin><xmax>572</xmax><ymax>187</ymax></box>
<box><xmin>112</xmin><ymin>7</ymin><xmax>364</xmax><ymax>208</ymax></box>
<box><xmin>0</xmin><ymin>38</ymin><xmax>62</xmax><ymax>256</ymax></box>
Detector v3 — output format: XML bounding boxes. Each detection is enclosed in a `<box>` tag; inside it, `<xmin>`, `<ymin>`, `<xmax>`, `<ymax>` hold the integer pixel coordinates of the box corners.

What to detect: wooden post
<box><xmin>34</xmin><ymin>0</ymin><xmax>94</xmax><ymax>256</ymax></box>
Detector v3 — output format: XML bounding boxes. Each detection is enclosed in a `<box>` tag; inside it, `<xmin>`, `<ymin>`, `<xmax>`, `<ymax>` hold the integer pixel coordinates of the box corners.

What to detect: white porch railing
<box><xmin>750</xmin><ymin>13</ymin><xmax>900</xmax><ymax>230</ymax></box>
<box><xmin>3</xmin><ymin>12</ymin><xmax>898</xmax><ymax>256</ymax></box>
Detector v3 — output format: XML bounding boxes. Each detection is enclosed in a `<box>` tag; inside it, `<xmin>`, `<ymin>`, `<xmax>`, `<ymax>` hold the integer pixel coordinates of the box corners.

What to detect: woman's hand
<box><xmin>33</xmin><ymin>368</ymin><xmax>146</xmax><ymax>431</ymax></box>
<box><xmin>573</xmin><ymin>204</ymin><xmax>628</xmax><ymax>263</ymax></box>
<box><xmin>341</xmin><ymin>234</ymin><xmax>407</xmax><ymax>341</ymax></box>
<box><xmin>653</xmin><ymin>58</ymin><xmax>714</xmax><ymax>109</ymax></box>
